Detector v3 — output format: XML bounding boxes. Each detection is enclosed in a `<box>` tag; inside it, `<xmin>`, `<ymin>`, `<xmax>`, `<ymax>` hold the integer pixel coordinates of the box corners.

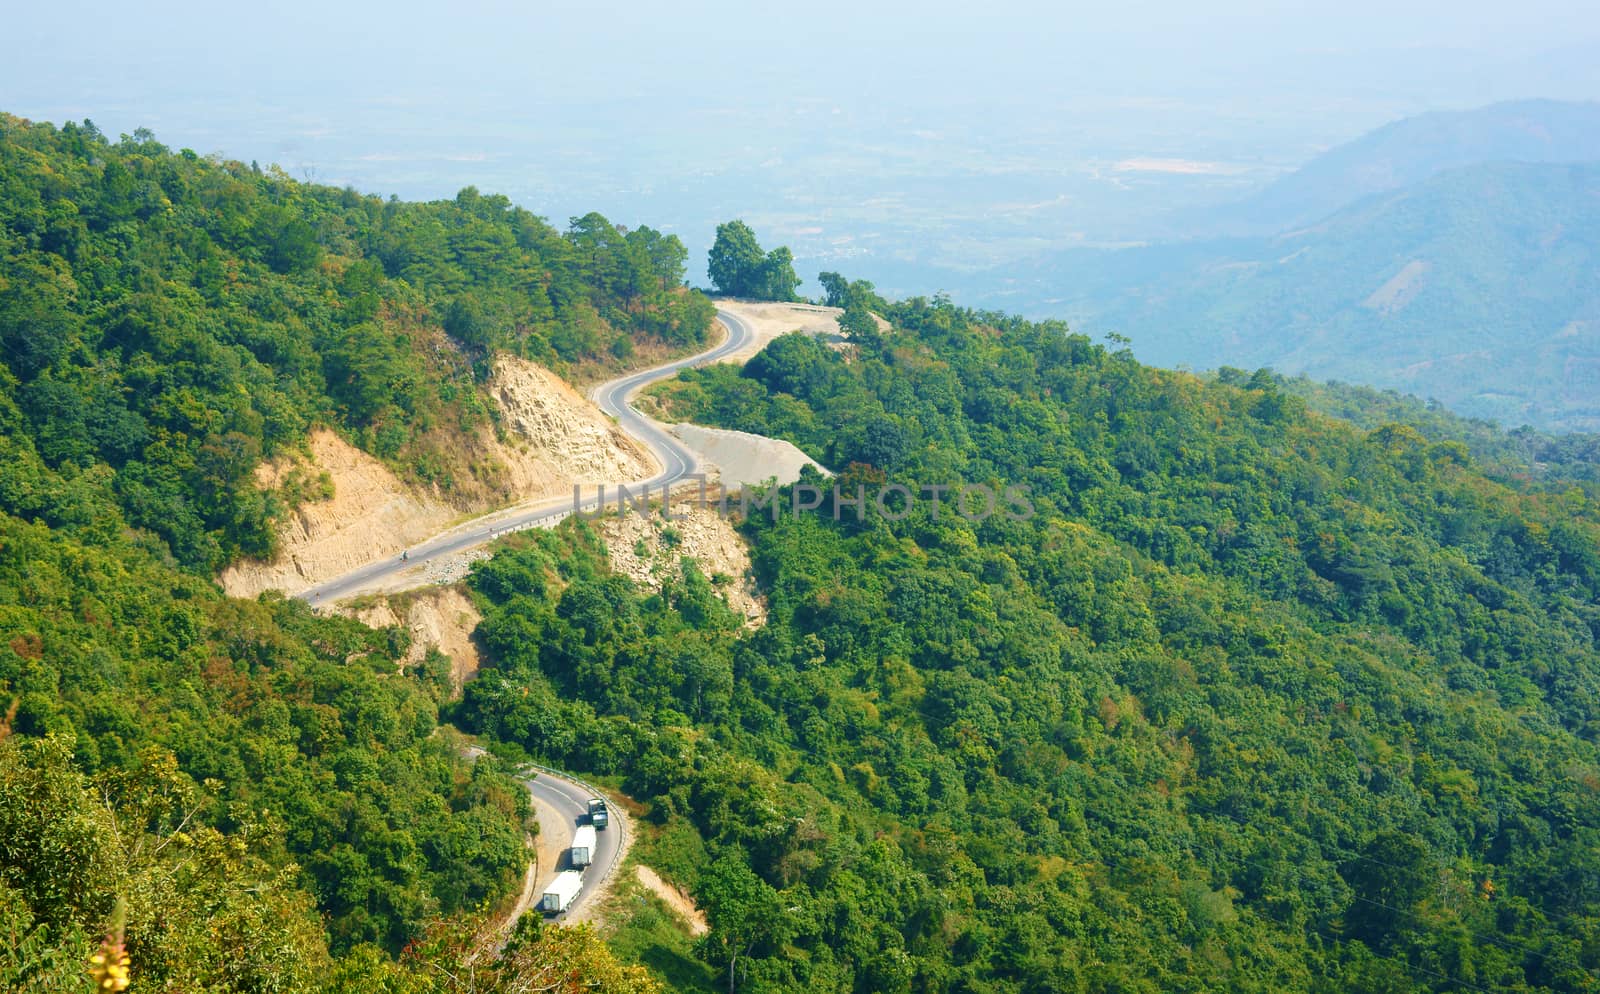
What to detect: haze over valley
<box><xmin>8</xmin><ymin>1</ymin><xmax>1599</xmax><ymax>296</ymax></box>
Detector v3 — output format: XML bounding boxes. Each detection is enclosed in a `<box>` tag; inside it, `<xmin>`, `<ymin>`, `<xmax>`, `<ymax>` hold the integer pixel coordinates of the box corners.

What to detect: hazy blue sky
<box><xmin>11</xmin><ymin>0</ymin><xmax>1595</xmax><ymax>99</ymax></box>
<box><xmin>5</xmin><ymin>1</ymin><xmax>1598</xmax><ymax>293</ymax></box>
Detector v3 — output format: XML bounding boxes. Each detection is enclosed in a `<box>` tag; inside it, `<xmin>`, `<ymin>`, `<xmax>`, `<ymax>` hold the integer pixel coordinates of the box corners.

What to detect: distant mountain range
<box><xmin>984</xmin><ymin>100</ymin><xmax>1600</xmax><ymax>431</ymax></box>
<box><xmin>1205</xmin><ymin>98</ymin><xmax>1600</xmax><ymax>236</ymax></box>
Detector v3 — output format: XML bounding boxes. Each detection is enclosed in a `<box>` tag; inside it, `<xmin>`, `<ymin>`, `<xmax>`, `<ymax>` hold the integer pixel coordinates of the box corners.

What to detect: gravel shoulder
<box><xmin>711</xmin><ymin>299</ymin><xmax>847</xmax><ymax>364</ymax></box>
<box><xmin>670</xmin><ymin>423</ymin><xmax>827</xmax><ymax>490</ymax></box>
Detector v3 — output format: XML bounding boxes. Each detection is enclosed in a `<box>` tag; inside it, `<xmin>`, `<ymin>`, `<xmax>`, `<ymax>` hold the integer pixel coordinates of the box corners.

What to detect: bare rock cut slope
<box><xmin>343</xmin><ymin>587</ymin><xmax>484</xmax><ymax>690</ymax></box>
<box><xmin>599</xmin><ymin>505</ymin><xmax>767</xmax><ymax>626</ymax></box>
<box><xmin>221</xmin><ymin>355</ymin><xmax>655</xmax><ymax>598</ymax></box>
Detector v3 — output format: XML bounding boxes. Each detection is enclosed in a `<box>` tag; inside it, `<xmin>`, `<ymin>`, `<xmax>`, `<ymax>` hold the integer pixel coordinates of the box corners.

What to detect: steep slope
<box><xmin>222</xmin><ymin>356</ymin><xmax>655</xmax><ymax>598</ymax></box>
<box><xmin>343</xmin><ymin>585</ymin><xmax>485</xmax><ymax>689</ymax></box>
<box><xmin>598</xmin><ymin>504</ymin><xmax>766</xmax><ymax>626</ymax></box>
<box><xmin>218</xmin><ymin>428</ymin><xmax>461</xmax><ymax>597</ymax></box>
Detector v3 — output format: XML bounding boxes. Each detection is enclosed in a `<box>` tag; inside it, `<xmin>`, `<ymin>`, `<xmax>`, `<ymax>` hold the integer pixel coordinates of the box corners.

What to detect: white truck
<box><xmin>569</xmin><ymin>825</ymin><xmax>597</xmax><ymax>869</ymax></box>
<box><xmin>588</xmin><ymin>797</ymin><xmax>609</xmax><ymax>829</ymax></box>
<box><xmin>538</xmin><ymin>869</ymin><xmax>583</xmax><ymax>914</ymax></box>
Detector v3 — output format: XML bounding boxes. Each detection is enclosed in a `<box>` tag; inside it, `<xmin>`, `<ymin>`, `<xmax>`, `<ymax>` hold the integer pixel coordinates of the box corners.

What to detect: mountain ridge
<box><xmin>997</xmin><ymin>158</ymin><xmax>1600</xmax><ymax>430</ymax></box>
<box><xmin>1204</xmin><ymin>97</ymin><xmax>1600</xmax><ymax>235</ymax></box>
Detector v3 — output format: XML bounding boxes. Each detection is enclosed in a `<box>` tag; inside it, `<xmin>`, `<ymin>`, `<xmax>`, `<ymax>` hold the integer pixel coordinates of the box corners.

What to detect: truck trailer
<box><xmin>570</xmin><ymin>825</ymin><xmax>597</xmax><ymax>869</ymax></box>
<box><xmin>588</xmin><ymin>797</ymin><xmax>609</xmax><ymax>829</ymax></box>
<box><xmin>538</xmin><ymin>870</ymin><xmax>583</xmax><ymax>914</ymax></box>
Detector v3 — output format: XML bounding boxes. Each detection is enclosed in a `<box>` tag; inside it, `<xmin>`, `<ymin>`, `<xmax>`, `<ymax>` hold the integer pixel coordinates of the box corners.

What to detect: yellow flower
<box><xmin>89</xmin><ymin>937</ymin><xmax>131</xmax><ymax>991</ymax></box>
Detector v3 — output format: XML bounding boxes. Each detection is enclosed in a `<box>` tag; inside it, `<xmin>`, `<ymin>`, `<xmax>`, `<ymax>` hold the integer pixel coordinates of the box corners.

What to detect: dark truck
<box><xmin>587</xmin><ymin>797</ymin><xmax>609</xmax><ymax>829</ymax></box>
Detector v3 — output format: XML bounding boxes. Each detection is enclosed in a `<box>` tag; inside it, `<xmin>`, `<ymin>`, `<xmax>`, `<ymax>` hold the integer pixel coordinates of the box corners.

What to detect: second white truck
<box><xmin>569</xmin><ymin>825</ymin><xmax>597</xmax><ymax>869</ymax></box>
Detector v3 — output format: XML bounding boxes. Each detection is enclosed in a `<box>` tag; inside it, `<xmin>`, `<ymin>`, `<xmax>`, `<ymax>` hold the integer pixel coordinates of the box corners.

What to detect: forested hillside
<box><xmin>0</xmin><ymin>115</ymin><xmax>696</xmax><ymax>992</ymax></box>
<box><xmin>455</xmin><ymin>287</ymin><xmax>1600</xmax><ymax>992</ymax></box>
<box><xmin>6</xmin><ymin>109</ymin><xmax>1600</xmax><ymax>993</ymax></box>
<box><xmin>1273</xmin><ymin>372</ymin><xmax>1600</xmax><ymax>487</ymax></box>
<box><xmin>0</xmin><ymin>113</ymin><xmax>713</xmax><ymax>571</ymax></box>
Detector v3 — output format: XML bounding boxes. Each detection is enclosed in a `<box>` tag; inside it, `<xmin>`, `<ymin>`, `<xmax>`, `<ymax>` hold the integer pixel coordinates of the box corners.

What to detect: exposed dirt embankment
<box><xmin>342</xmin><ymin>586</ymin><xmax>483</xmax><ymax>689</ymax></box>
<box><xmin>634</xmin><ymin>865</ymin><xmax>707</xmax><ymax>936</ymax></box>
<box><xmin>221</xmin><ymin>356</ymin><xmax>655</xmax><ymax>599</ymax></box>
<box><xmin>599</xmin><ymin>506</ymin><xmax>766</xmax><ymax>626</ymax></box>
<box><xmin>219</xmin><ymin>429</ymin><xmax>460</xmax><ymax>597</ymax></box>
<box><xmin>485</xmin><ymin>357</ymin><xmax>656</xmax><ymax>492</ymax></box>
<box><xmin>714</xmin><ymin>299</ymin><xmax>848</xmax><ymax>363</ymax></box>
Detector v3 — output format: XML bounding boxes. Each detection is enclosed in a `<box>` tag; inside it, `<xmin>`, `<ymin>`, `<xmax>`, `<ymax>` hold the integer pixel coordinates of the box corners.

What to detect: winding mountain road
<box><xmin>520</xmin><ymin>766</ymin><xmax>627</xmax><ymax>922</ymax></box>
<box><xmin>294</xmin><ymin>307</ymin><xmax>752</xmax><ymax>605</ymax></box>
<box><xmin>462</xmin><ymin>747</ymin><xmax>628</xmax><ymax>924</ymax></box>
<box><xmin>317</xmin><ymin>311</ymin><xmax>755</xmax><ymax>921</ymax></box>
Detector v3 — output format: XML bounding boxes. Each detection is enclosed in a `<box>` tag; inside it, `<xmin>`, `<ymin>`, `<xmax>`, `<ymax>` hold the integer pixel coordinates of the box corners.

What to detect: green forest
<box><xmin>4</xmin><ymin>113</ymin><xmax>1600</xmax><ymax>994</ymax></box>
<box><xmin>0</xmin><ymin>113</ymin><xmax>714</xmax><ymax>572</ymax></box>
<box><xmin>0</xmin><ymin>115</ymin><xmax>691</xmax><ymax>992</ymax></box>
<box><xmin>1273</xmin><ymin>371</ymin><xmax>1600</xmax><ymax>488</ymax></box>
<box><xmin>456</xmin><ymin>285</ymin><xmax>1600</xmax><ymax>991</ymax></box>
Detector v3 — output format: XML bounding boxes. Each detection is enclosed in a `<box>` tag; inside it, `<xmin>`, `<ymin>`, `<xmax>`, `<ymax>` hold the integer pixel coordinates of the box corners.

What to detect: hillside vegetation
<box><xmin>0</xmin><ymin>113</ymin><xmax>713</xmax><ymax>572</ymax></box>
<box><xmin>5</xmin><ymin>110</ymin><xmax>1600</xmax><ymax>993</ymax></box>
<box><xmin>1273</xmin><ymin>372</ymin><xmax>1600</xmax><ymax>487</ymax></box>
<box><xmin>456</xmin><ymin>289</ymin><xmax>1600</xmax><ymax>992</ymax></box>
<box><xmin>0</xmin><ymin>115</ymin><xmax>699</xmax><ymax>991</ymax></box>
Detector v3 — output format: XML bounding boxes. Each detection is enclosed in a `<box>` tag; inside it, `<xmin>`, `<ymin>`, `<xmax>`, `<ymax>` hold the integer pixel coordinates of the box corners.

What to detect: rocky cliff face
<box><xmin>598</xmin><ymin>505</ymin><xmax>766</xmax><ymax>627</ymax></box>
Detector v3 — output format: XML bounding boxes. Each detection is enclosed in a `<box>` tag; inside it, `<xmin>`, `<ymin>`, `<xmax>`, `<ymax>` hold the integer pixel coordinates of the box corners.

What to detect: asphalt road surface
<box><xmin>462</xmin><ymin>746</ymin><xmax>626</xmax><ymax>922</ymax></box>
<box><xmin>521</xmin><ymin>769</ymin><xmax>625</xmax><ymax>919</ymax></box>
<box><xmin>294</xmin><ymin>307</ymin><xmax>752</xmax><ymax>605</ymax></box>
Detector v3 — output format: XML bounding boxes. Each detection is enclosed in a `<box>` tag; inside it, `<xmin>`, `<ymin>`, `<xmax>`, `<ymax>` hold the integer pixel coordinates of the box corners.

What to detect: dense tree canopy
<box><xmin>456</xmin><ymin>293</ymin><xmax>1600</xmax><ymax>992</ymax></box>
<box><xmin>6</xmin><ymin>109</ymin><xmax>1600</xmax><ymax>993</ymax></box>
<box><xmin>0</xmin><ymin>114</ymin><xmax>714</xmax><ymax>571</ymax></box>
<box><xmin>1272</xmin><ymin>370</ymin><xmax>1600</xmax><ymax>489</ymax></box>
<box><xmin>707</xmin><ymin>221</ymin><xmax>800</xmax><ymax>301</ymax></box>
<box><xmin>0</xmin><ymin>113</ymin><xmax>712</xmax><ymax>991</ymax></box>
